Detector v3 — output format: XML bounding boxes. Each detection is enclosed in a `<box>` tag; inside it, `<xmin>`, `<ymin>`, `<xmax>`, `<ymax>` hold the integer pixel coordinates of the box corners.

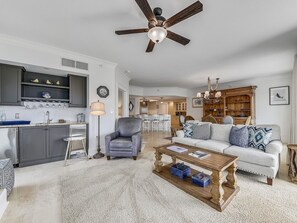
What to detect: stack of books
<box><xmin>188</xmin><ymin>151</ymin><xmax>209</xmax><ymax>159</ymax></box>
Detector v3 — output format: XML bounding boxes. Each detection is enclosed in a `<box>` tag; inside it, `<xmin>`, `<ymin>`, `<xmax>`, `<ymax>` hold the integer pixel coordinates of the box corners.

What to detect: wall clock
<box><xmin>97</xmin><ymin>86</ymin><xmax>109</xmax><ymax>98</ymax></box>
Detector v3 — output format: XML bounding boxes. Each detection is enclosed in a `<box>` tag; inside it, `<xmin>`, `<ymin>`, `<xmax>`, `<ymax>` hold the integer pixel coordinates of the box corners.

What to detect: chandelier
<box><xmin>196</xmin><ymin>77</ymin><xmax>222</xmax><ymax>102</ymax></box>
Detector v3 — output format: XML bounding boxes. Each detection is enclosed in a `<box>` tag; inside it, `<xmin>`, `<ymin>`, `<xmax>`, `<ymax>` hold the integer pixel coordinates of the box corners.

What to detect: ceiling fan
<box><xmin>115</xmin><ymin>0</ymin><xmax>203</xmax><ymax>52</ymax></box>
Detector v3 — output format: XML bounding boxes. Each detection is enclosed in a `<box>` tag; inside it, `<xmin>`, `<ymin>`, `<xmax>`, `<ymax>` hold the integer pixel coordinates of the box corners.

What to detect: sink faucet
<box><xmin>45</xmin><ymin>111</ymin><xmax>52</xmax><ymax>124</ymax></box>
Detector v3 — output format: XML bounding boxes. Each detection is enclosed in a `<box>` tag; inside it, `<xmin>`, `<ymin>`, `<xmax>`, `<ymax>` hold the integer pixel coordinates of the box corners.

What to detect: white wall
<box><xmin>115</xmin><ymin>66</ymin><xmax>130</xmax><ymax>118</ymax></box>
<box><xmin>187</xmin><ymin>73</ymin><xmax>292</xmax><ymax>143</ymax></box>
<box><xmin>130</xmin><ymin>85</ymin><xmax>189</xmax><ymax>98</ymax></box>
<box><xmin>0</xmin><ymin>34</ymin><xmax>118</xmax><ymax>155</ymax></box>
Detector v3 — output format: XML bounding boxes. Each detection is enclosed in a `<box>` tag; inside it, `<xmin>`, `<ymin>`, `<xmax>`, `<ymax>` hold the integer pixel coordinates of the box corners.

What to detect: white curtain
<box><xmin>291</xmin><ymin>55</ymin><xmax>297</xmax><ymax>144</ymax></box>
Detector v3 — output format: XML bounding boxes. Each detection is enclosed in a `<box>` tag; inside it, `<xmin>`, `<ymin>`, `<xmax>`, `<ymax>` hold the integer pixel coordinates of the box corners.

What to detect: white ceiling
<box><xmin>0</xmin><ymin>0</ymin><xmax>297</xmax><ymax>88</ymax></box>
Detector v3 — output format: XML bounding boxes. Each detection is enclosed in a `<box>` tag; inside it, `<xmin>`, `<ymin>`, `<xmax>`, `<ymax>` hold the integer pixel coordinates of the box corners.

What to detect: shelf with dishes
<box><xmin>21</xmin><ymin>82</ymin><xmax>70</xmax><ymax>89</ymax></box>
<box><xmin>21</xmin><ymin>97</ymin><xmax>70</xmax><ymax>102</ymax></box>
<box><xmin>202</xmin><ymin>86</ymin><xmax>256</xmax><ymax>125</ymax></box>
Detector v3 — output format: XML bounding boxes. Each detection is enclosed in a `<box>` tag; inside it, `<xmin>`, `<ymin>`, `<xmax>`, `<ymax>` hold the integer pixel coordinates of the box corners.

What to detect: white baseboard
<box><xmin>0</xmin><ymin>189</ymin><xmax>8</xmax><ymax>220</ymax></box>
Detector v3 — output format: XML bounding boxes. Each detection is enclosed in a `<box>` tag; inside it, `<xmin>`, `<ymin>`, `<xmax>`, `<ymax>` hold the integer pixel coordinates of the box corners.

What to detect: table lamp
<box><xmin>90</xmin><ymin>101</ymin><xmax>106</xmax><ymax>159</ymax></box>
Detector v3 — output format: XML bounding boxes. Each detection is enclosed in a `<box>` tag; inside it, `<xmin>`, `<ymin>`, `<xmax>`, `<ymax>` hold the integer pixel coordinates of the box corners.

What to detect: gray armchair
<box><xmin>105</xmin><ymin>117</ymin><xmax>142</xmax><ymax>160</ymax></box>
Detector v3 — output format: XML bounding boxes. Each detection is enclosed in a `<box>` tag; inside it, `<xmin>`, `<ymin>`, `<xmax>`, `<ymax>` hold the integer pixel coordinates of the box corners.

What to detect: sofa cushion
<box><xmin>229</xmin><ymin>126</ymin><xmax>249</xmax><ymax>147</ymax></box>
<box><xmin>210</xmin><ymin>124</ymin><xmax>233</xmax><ymax>142</ymax></box>
<box><xmin>110</xmin><ymin>137</ymin><xmax>132</xmax><ymax>148</ymax></box>
<box><xmin>195</xmin><ymin>140</ymin><xmax>231</xmax><ymax>153</ymax></box>
<box><xmin>192</xmin><ymin>123</ymin><xmax>211</xmax><ymax>140</ymax></box>
<box><xmin>248</xmin><ymin>126</ymin><xmax>272</xmax><ymax>151</ymax></box>
<box><xmin>183</xmin><ymin>123</ymin><xmax>194</xmax><ymax>138</ymax></box>
<box><xmin>172</xmin><ymin>137</ymin><xmax>203</xmax><ymax>147</ymax></box>
<box><xmin>224</xmin><ymin>145</ymin><xmax>278</xmax><ymax>167</ymax></box>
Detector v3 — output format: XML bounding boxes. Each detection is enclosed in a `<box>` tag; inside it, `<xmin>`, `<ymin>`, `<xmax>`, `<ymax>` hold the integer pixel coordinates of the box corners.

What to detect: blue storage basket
<box><xmin>192</xmin><ymin>172</ymin><xmax>210</xmax><ymax>187</ymax></box>
<box><xmin>170</xmin><ymin>163</ymin><xmax>191</xmax><ymax>179</ymax></box>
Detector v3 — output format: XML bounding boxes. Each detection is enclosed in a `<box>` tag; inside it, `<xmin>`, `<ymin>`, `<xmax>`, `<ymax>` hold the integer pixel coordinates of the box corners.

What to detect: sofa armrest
<box><xmin>105</xmin><ymin>131</ymin><xmax>119</xmax><ymax>155</ymax></box>
<box><xmin>176</xmin><ymin>130</ymin><xmax>185</xmax><ymax>138</ymax></box>
<box><xmin>132</xmin><ymin>132</ymin><xmax>142</xmax><ymax>155</ymax></box>
<box><xmin>265</xmin><ymin>140</ymin><xmax>283</xmax><ymax>154</ymax></box>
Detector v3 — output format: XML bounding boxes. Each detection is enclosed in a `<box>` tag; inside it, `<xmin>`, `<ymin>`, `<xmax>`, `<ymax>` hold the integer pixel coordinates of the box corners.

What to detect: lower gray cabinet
<box><xmin>48</xmin><ymin>125</ymin><xmax>69</xmax><ymax>158</ymax></box>
<box><xmin>19</xmin><ymin>126</ymin><xmax>47</xmax><ymax>163</ymax></box>
<box><xmin>19</xmin><ymin>125</ymin><xmax>69</xmax><ymax>167</ymax></box>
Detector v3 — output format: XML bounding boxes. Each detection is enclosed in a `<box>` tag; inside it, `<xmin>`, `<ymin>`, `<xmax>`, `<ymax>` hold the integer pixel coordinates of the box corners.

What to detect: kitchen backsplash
<box><xmin>0</xmin><ymin>104</ymin><xmax>87</xmax><ymax>123</ymax></box>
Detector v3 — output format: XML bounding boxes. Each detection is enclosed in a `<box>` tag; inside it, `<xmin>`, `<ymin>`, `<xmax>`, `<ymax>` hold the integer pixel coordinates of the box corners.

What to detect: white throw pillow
<box><xmin>211</xmin><ymin>124</ymin><xmax>233</xmax><ymax>142</ymax></box>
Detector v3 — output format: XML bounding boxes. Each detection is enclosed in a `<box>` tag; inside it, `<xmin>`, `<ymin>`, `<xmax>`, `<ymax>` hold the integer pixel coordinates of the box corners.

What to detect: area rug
<box><xmin>61</xmin><ymin>152</ymin><xmax>297</xmax><ymax>223</ymax></box>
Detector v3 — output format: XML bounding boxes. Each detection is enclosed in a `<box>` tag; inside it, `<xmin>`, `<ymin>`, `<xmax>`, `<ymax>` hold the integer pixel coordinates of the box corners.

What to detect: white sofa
<box><xmin>172</xmin><ymin>123</ymin><xmax>283</xmax><ymax>185</ymax></box>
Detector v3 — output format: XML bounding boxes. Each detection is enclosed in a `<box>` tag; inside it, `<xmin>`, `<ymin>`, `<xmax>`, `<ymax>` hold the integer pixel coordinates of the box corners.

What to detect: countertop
<box><xmin>0</xmin><ymin>122</ymin><xmax>88</xmax><ymax>128</ymax></box>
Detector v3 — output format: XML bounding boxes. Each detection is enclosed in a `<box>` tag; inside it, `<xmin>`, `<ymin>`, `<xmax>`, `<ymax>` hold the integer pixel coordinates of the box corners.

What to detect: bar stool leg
<box><xmin>64</xmin><ymin>141</ymin><xmax>70</xmax><ymax>166</ymax></box>
<box><xmin>82</xmin><ymin>139</ymin><xmax>88</xmax><ymax>160</ymax></box>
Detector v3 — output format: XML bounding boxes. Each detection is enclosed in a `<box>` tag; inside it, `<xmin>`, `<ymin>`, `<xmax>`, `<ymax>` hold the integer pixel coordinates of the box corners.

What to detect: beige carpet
<box><xmin>61</xmin><ymin>151</ymin><xmax>297</xmax><ymax>223</ymax></box>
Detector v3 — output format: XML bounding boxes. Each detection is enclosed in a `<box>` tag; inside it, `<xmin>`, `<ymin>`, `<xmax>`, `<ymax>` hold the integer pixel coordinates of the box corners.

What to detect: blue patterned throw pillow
<box><xmin>183</xmin><ymin>123</ymin><xmax>194</xmax><ymax>138</ymax></box>
<box><xmin>248</xmin><ymin>126</ymin><xmax>272</xmax><ymax>151</ymax></box>
<box><xmin>229</xmin><ymin>126</ymin><xmax>249</xmax><ymax>147</ymax></box>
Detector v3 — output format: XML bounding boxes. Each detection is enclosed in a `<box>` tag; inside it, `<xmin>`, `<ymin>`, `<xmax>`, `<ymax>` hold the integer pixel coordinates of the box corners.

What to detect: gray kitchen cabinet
<box><xmin>19</xmin><ymin>125</ymin><xmax>70</xmax><ymax>167</ymax></box>
<box><xmin>48</xmin><ymin>125</ymin><xmax>69</xmax><ymax>158</ymax></box>
<box><xmin>19</xmin><ymin>126</ymin><xmax>47</xmax><ymax>165</ymax></box>
<box><xmin>0</xmin><ymin>64</ymin><xmax>23</xmax><ymax>106</ymax></box>
<box><xmin>69</xmin><ymin>74</ymin><xmax>87</xmax><ymax>108</ymax></box>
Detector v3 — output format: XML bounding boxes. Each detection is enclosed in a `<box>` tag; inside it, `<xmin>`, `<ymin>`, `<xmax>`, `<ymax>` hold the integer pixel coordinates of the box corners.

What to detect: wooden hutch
<box><xmin>203</xmin><ymin>86</ymin><xmax>257</xmax><ymax>125</ymax></box>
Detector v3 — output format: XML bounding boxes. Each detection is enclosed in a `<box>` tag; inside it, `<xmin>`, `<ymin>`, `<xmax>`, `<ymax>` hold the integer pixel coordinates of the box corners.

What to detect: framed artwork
<box><xmin>269</xmin><ymin>86</ymin><xmax>290</xmax><ymax>105</ymax></box>
<box><xmin>192</xmin><ymin>98</ymin><xmax>203</xmax><ymax>108</ymax></box>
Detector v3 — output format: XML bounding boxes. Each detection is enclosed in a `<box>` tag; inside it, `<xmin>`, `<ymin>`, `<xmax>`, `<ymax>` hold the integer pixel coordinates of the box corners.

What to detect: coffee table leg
<box><xmin>226</xmin><ymin>162</ymin><xmax>238</xmax><ymax>189</ymax></box>
<box><xmin>154</xmin><ymin>151</ymin><xmax>163</xmax><ymax>173</ymax></box>
<box><xmin>210</xmin><ymin>170</ymin><xmax>224</xmax><ymax>206</ymax></box>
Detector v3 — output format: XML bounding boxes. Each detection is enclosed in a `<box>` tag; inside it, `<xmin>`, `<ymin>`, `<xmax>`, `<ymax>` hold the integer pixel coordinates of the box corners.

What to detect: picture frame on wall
<box><xmin>192</xmin><ymin>98</ymin><xmax>203</xmax><ymax>108</ymax></box>
<box><xmin>269</xmin><ymin>86</ymin><xmax>290</xmax><ymax>105</ymax></box>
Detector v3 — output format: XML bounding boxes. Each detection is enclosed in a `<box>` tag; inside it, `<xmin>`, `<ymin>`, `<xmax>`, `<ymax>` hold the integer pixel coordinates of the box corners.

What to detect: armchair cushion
<box><xmin>110</xmin><ymin>137</ymin><xmax>132</xmax><ymax>148</ymax></box>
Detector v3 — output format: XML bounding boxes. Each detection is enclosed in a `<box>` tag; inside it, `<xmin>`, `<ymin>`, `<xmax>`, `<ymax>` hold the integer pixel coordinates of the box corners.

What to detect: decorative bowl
<box><xmin>42</xmin><ymin>92</ymin><xmax>51</xmax><ymax>99</ymax></box>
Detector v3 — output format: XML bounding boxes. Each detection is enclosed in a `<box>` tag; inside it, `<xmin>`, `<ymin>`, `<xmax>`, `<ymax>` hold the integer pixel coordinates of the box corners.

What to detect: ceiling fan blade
<box><xmin>115</xmin><ymin>28</ymin><xmax>148</xmax><ymax>35</ymax></box>
<box><xmin>135</xmin><ymin>0</ymin><xmax>157</xmax><ymax>23</ymax></box>
<box><xmin>146</xmin><ymin>40</ymin><xmax>155</xmax><ymax>53</ymax></box>
<box><xmin>166</xmin><ymin>30</ymin><xmax>190</xmax><ymax>45</ymax></box>
<box><xmin>163</xmin><ymin>1</ymin><xmax>203</xmax><ymax>28</ymax></box>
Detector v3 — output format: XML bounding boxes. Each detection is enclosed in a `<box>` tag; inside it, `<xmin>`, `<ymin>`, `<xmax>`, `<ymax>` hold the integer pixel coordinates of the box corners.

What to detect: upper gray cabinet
<box><xmin>0</xmin><ymin>64</ymin><xmax>23</xmax><ymax>106</ymax></box>
<box><xmin>69</xmin><ymin>74</ymin><xmax>87</xmax><ymax>108</ymax></box>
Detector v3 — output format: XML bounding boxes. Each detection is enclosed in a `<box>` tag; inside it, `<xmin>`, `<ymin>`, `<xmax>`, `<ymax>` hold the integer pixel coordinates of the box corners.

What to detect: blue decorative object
<box><xmin>248</xmin><ymin>126</ymin><xmax>272</xmax><ymax>151</ymax></box>
<box><xmin>170</xmin><ymin>163</ymin><xmax>191</xmax><ymax>179</ymax></box>
<box><xmin>0</xmin><ymin>120</ymin><xmax>31</xmax><ymax>126</ymax></box>
<box><xmin>229</xmin><ymin>126</ymin><xmax>249</xmax><ymax>147</ymax></box>
<box><xmin>183</xmin><ymin>123</ymin><xmax>194</xmax><ymax>138</ymax></box>
<box><xmin>42</xmin><ymin>91</ymin><xmax>51</xmax><ymax>99</ymax></box>
<box><xmin>192</xmin><ymin>172</ymin><xmax>210</xmax><ymax>187</ymax></box>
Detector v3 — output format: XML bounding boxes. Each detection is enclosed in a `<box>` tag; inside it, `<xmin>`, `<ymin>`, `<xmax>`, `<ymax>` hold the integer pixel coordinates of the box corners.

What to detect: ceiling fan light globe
<box><xmin>148</xmin><ymin>27</ymin><xmax>167</xmax><ymax>44</ymax></box>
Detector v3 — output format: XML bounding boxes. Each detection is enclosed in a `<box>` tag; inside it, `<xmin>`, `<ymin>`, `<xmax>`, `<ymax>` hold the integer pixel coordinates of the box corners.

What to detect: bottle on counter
<box><xmin>0</xmin><ymin>111</ymin><xmax>7</xmax><ymax>121</ymax></box>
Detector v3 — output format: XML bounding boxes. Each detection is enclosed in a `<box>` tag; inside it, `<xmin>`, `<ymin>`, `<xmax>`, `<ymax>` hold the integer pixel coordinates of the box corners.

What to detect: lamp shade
<box><xmin>90</xmin><ymin>101</ymin><xmax>106</xmax><ymax>116</ymax></box>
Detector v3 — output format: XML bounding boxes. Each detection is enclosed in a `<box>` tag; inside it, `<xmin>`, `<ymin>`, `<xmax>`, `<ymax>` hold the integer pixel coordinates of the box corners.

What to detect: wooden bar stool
<box><xmin>64</xmin><ymin>135</ymin><xmax>88</xmax><ymax>166</ymax></box>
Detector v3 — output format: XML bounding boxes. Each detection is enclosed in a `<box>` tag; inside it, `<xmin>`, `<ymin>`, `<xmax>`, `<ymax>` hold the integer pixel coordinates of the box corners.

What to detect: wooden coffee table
<box><xmin>153</xmin><ymin>143</ymin><xmax>240</xmax><ymax>212</ymax></box>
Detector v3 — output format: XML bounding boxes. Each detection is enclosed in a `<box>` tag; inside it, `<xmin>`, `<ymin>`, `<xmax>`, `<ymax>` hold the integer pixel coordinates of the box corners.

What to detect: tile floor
<box><xmin>0</xmin><ymin>131</ymin><xmax>290</xmax><ymax>223</ymax></box>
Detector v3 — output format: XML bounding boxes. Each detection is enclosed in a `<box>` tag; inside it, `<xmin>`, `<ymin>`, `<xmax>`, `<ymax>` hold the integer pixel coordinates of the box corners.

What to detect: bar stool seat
<box><xmin>64</xmin><ymin>135</ymin><xmax>88</xmax><ymax>166</ymax></box>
